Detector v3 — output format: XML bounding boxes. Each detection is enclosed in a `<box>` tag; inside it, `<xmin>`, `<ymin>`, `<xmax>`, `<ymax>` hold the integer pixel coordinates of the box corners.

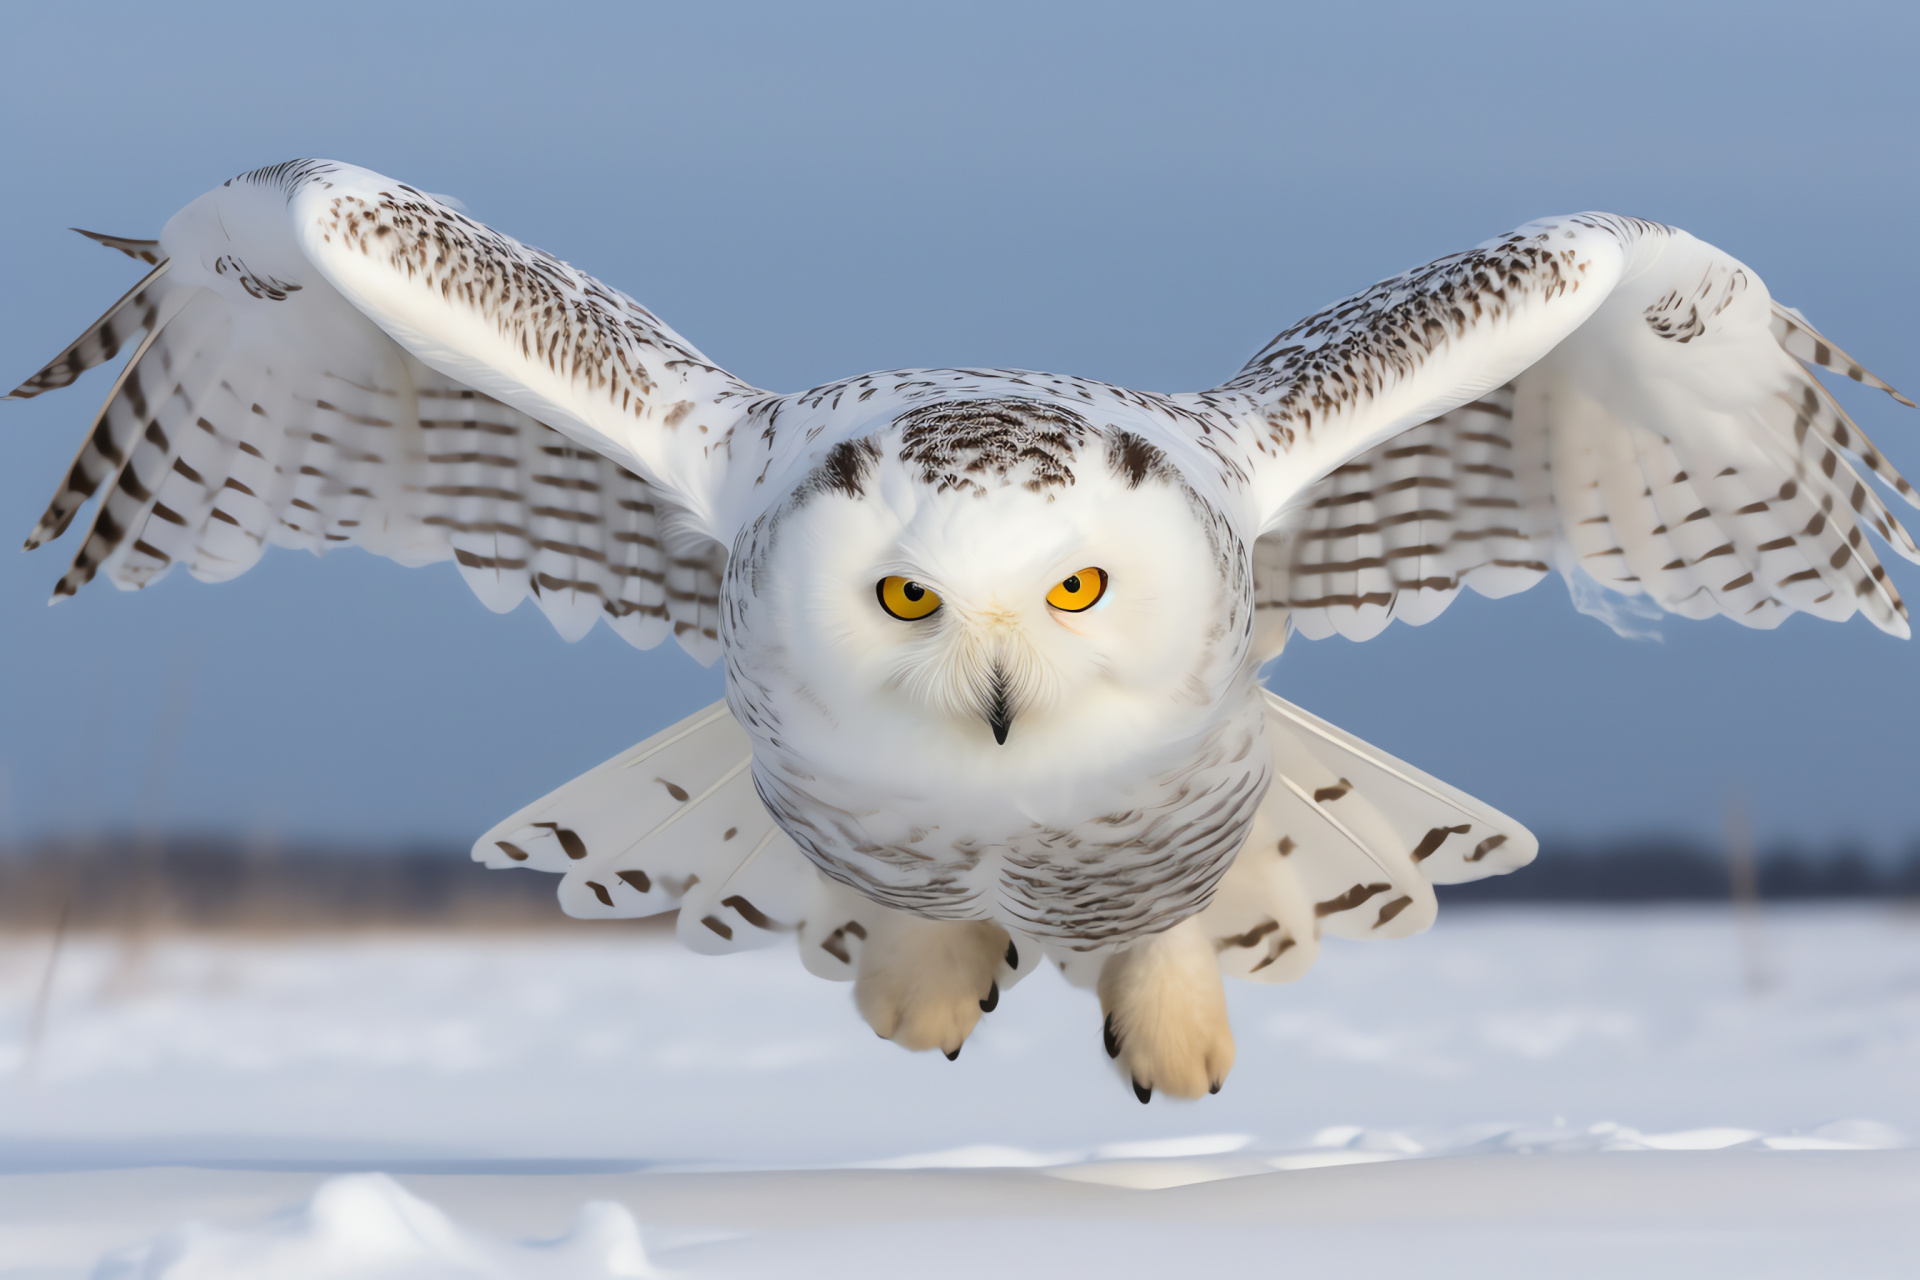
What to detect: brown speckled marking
<box><xmin>1221</xmin><ymin>216</ymin><xmax>1667</xmax><ymax>453</ymax></box>
<box><xmin>895</xmin><ymin>398</ymin><xmax>1091</xmax><ymax>497</ymax></box>
<box><xmin>531</xmin><ymin>822</ymin><xmax>588</xmax><ymax>860</ymax></box>
<box><xmin>1249</xmin><ymin>934</ymin><xmax>1297</xmax><ymax>973</ymax></box>
<box><xmin>1215</xmin><ymin>919</ymin><xmax>1280</xmax><ymax>951</ymax></box>
<box><xmin>1106</xmin><ymin>430</ymin><xmax>1174</xmax><ymax>489</ymax></box>
<box><xmin>818</xmin><ymin>918</ymin><xmax>868</xmax><ymax>965</ymax></box>
<box><xmin>1643</xmin><ymin>266</ymin><xmax>1746</xmax><ymax>343</ymax></box>
<box><xmin>1410</xmin><ymin>824</ymin><xmax>1472</xmax><ymax>863</ymax></box>
<box><xmin>212</xmin><ymin>254</ymin><xmax>302</xmax><ymax>302</ymax></box>
<box><xmin>313</xmin><ymin>176</ymin><xmax>757</xmax><ymax>436</ymax></box>
<box><xmin>1316</xmin><ymin>882</ymin><xmax>1391</xmax><ymax>917</ymax></box>
<box><xmin>720</xmin><ymin>894</ymin><xmax>793</xmax><ymax>932</ymax></box>
<box><xmin>1373</xmin><ymin>894</ymin><xmax>1414</xmax><ymax>928</ymax></box>
<box><xmin>798</xmin><ymin>437</ymin><xmax>881</xmax><ymax>501</ymax></box>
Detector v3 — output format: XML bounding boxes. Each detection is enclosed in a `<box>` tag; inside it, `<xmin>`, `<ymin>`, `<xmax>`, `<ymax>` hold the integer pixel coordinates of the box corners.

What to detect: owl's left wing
<box><xmin>8</xmin><ymin>160</ymin><xmax>757</xmax><ymax>657</ymax></box>
<box><xmin>1180</xmin><ymin>215</ymin><xmax>1917</xmax><ymax>655</ymax></box>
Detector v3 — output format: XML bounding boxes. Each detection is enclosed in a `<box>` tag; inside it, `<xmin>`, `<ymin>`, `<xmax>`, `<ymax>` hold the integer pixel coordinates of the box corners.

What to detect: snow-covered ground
<box><xmin>2</xmin><ymin>904</ymin><xmax>1917</xmax><ymax>1276</ymax></box>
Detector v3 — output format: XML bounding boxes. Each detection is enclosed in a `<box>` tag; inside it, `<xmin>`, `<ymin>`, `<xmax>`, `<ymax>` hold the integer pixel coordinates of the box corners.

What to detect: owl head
<box><xmin>728</xmin><ymin>397</ymin><xmax>1253</xmax><ymax>809</ymax></box>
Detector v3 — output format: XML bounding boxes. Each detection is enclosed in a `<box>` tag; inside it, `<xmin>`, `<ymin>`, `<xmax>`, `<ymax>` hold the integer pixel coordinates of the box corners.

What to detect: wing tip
<box><xmin>70</xmin><ymin>228</ymin><xmax>164</xmax><ymax>265</ymax></box>
<box><xmin>1875</xmin><ymin>611</ymin><xmax>1912</xmax><ymax>641</ymax></box>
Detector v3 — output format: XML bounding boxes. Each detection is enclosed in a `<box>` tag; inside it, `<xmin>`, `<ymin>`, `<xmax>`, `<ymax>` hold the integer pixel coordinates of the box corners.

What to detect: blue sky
<box><xmin>1</xmin><ymin>0</ymin><xmax>1915</xmax><ymax>854</ymax></box>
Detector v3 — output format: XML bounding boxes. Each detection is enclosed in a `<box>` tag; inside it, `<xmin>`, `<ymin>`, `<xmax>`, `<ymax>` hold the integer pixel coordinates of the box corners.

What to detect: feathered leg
<box><xmin>1097</xmin><ymin>916</ymin><xmax>1235</xmax><ymax>1101</ymax></box>
<box><xmin>853</xmin><ymin>912</ymin><xmax>1010</xmax><ymax>1059</ymax></box>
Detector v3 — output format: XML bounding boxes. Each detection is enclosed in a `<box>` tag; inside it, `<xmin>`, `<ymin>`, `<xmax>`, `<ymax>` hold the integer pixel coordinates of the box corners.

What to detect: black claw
<box><xmin>1103</xmin><ymin>1012</ymin><xmax>1121</xmax><ymax>1059</ymax></box>
<box><xmin>1132</xmin><ymin>1079</ymin><xmax>1152</xmax><ymax>1104</ymax></box>
<box><xmin>1209</xmin><ymin>1081</ymin><xmax>1222</xmax><ymax>1095</ymax></box>
<box><xmin>944</xmin><ymin>1045</ymin><xmax>961</xmax><ymax>1061</ymax></box>
<box><xmin>1005</xmin><ymin>941</ymin><xmax>1019</xmax><ymax>969</ymax></box>
<box><xmin>979</xmin><ymin>980</ymin><xmax>999</xmax><ymax>1013</ymax></box>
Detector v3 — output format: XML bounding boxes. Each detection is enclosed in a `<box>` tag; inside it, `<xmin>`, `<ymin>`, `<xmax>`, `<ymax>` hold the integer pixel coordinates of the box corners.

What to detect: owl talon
<box><xmin>944</xmin><ymin>1045</ymin><xmax>961</xmax><ymax>1061</ymax></box>
<box><xmin>1097</xmin><ymin>917</ymin><xmax>1236</xmax><ymax>1101</ymax></box>
<box><xmin>852</xmin><ymin>913</ymin><xmax>1010</xmax><ymax>1056</ymax></box>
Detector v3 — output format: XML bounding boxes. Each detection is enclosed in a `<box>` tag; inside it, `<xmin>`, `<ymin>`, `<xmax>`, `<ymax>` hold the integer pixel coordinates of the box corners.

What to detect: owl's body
<box><xmin>11</xmin><ymin>163</ymin><xmax>1914</xmax><ymax>1099</ymax></box>
<box><xmin>725</xmin><ymin>387</ymin><xmax>1264</xmax><ymax>951</ymax></box>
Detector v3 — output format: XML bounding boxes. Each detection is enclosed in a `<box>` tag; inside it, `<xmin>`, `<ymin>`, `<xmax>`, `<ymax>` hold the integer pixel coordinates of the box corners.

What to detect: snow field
<box><xmin>0</xmin><ymin>904</ymin><xmax>1916</xmax><ymax>1275</ymax></box>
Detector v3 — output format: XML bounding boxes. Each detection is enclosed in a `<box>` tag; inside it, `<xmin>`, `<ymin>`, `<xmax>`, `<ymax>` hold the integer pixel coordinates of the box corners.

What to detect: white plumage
<box><xmin>10</xmin><ymin>163</ymin><xmax>1912</xmax><ymax>1100</ymax></box>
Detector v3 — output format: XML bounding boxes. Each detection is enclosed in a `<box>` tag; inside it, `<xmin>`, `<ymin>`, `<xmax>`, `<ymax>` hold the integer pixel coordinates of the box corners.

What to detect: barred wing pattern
<box><xmin>277</xmin><ymin>160</ymin><xmax>762</xmax><ymax>524</ymax></box>
<box><xmin>1252</xmin><ymin>385</ymin><xmax>1551</xmax><ymax>649</ymax></box>
<box><xmin>8</xmin><ymin>233</ymin><xmax>726</xmax><ymax>660</ymax></box>
<box><xmin>8</xmin><ymin>233</ymin><xmax>171</xmax><ymax>400</ymax></box>
<box><xmin>1234</xmin><ymin>218</ymin><xmax>1919</xmax><ymax>652</ymax></box>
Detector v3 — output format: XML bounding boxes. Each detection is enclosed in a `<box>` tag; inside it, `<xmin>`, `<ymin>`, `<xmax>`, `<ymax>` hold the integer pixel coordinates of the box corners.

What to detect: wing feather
<box><xmin>13</xmin><ymin>224</ymin><xmax>726</xmax><ymax>660</ymax></box>
<box><xmin>1772</xmin><ymin>303</ymin><xmax>1915</xmax><ymax>408</ymax></box>
<box><xmin>1257</xmin><ymin>386</ymin><xmax>1556</xmax><ymax>649</ymax></box>
<box><xmin>5</xmin><ymin>252</ymin><xmax>175</xmax><ymax>403</ymax></box>
<box><xmin>1237</xmin><ymin>219</ymin><xmax>1916</xmax><ymax>649</ymax></box>
<box><xmin>267</xmin><ymin>161</ymin><xmax>763</xmax><ymax>529</ymax></box>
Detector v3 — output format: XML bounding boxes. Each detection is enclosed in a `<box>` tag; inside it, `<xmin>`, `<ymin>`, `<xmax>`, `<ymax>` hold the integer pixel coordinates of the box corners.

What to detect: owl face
<box><xmin>736</xmin><ymin>401</ymin><xmax>1252</xmax><ymax>817</ymax></box>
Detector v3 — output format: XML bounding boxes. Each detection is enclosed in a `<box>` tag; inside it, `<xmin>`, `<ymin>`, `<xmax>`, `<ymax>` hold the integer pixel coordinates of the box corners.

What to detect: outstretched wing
<box><xmin>7</xmin><ymin>159</ymin><xmax>758</xmax><ymax>657</ymax></box>
<box><xmin>1185</xmin><ymin>215</ymin><xmax>1918</xmax><ymax>654</ymax></box>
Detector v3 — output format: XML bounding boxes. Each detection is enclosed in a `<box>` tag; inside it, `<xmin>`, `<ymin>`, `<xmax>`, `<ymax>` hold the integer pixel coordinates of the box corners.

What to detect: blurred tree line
<box><xmin>0</xmin><ymin>832</ymin><xmax>1915</xmax><ymax>931</ymax></box>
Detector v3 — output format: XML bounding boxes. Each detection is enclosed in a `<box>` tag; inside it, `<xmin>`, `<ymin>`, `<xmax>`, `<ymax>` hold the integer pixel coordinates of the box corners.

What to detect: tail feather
<box><xmin>1197</xmin><ymin>804</ymin><xmax>1321</xmax><ymax>984</ymax></box>
<box><xmin>474</xmin><ymin>699</ymin><xmax>747</xmax><ymax>876</ymax></box>
<box><xmin>473</xmin><ymin>699</ymin><xmax>821</xmax><ymax>953</ymax></box>
<box><xmin>1200</xmin><ymin>689</ymin><xmax>1536</xmax><ymax>983</ymax></box>
<box><xmin>481</xmin><ymin>693</ymin><xmax>1537</xmax><ymax>980</ymax></box>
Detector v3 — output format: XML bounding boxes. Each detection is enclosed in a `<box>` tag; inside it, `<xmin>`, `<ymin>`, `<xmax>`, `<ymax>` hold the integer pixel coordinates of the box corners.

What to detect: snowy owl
<box><xmin>11</xmin><ymin>161</ymin><xmax>1914</xmax><ymax>1101</ymax></box>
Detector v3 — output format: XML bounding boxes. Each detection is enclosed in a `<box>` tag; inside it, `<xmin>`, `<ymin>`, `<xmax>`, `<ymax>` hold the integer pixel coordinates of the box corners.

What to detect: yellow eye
<box><xmin>877</xmin><ymin>575</ymin><xmax>942</xmax><ymax>620</ymax></box>
<box><xmin>1046</xmin><ymin>567</ymin><xmax>1108</xmax><ymax>612</ymax></box>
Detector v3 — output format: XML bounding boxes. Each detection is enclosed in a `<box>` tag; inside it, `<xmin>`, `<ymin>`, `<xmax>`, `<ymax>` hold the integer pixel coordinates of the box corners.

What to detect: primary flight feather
<box><xmin>11</xmin><ymin>161</ymin><xmax>1913</xmax><ymax>1101</ymax></box>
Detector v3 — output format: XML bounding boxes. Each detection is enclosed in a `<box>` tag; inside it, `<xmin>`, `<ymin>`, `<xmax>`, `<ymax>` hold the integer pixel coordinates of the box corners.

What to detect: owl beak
<box><xmin>986</xmin><ymin>663</ymin><xmax>1014</xmax><ymax>745</ymax></box>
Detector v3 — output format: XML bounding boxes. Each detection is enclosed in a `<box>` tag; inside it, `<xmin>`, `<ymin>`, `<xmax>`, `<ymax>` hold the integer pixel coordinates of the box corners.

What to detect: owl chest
<box><xmin>750</xmin><ymin>699</ymin><xmax>1271</xmax><ymax>943</ymax></box>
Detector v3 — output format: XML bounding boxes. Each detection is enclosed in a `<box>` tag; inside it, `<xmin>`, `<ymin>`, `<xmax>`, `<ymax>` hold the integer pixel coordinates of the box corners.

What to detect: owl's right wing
<box><xmin>7</xmin><ymin>160</ymin><xmax>765</xmax><ymax>658</ymax></box>
<box><xmin>1250</xmin><ymin>318</ymin><xmax>1914</xmax><ymax>655</ymax></box>
<box><xmin>1183</xmin><ymin>215</ymin><xmax>1917</xmax><ymax>659</ymax></box>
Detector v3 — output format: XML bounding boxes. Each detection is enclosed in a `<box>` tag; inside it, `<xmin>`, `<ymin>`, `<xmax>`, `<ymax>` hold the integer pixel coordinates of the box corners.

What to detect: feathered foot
<box><xmin>1096</xmin><ymin>916</ymin><xmax>1235</xmax><ymax>1101</ymax></box>
<box><xmin>854</xmin><ymin>914</ymin><xmax>1010</xmax><ymax>1057</ymax></box>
